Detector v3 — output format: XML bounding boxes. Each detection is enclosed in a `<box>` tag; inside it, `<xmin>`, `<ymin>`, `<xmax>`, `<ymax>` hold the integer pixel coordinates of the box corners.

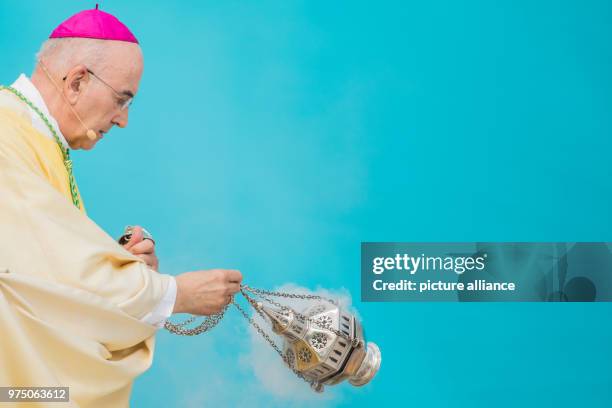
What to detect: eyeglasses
<box><xmin>62</xmin><ymin>69</ymin><xmax>134</xmax><ymax>111</ymax></box>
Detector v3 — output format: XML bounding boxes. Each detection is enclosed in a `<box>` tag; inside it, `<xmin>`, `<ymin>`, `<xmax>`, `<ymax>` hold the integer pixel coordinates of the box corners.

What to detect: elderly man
<box><xmin>0</xmin><ymin>6</ymin><xmax>241</xmax><ymax>407</ymax></box>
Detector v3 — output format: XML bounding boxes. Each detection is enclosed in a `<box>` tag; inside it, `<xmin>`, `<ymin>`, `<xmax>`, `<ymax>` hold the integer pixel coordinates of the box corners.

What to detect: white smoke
<box><xmin>237</xmin><ymin>283</ymin><xmax>355</xmax><ymax>403</ymax></box>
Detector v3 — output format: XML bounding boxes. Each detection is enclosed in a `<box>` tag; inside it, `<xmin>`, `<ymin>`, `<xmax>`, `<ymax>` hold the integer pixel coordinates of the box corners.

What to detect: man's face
<box><xmin>66</xmin><ymin>42</ymin><xmax>143</xmax><ymax>150</ymax></box>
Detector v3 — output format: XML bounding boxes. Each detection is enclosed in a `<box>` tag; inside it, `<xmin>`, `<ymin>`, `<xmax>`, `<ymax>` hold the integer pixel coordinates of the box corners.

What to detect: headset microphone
<box><xmin>39</xmin><ymin>60</ymin><xmax>97</xmax><ymax>141</ymax></box>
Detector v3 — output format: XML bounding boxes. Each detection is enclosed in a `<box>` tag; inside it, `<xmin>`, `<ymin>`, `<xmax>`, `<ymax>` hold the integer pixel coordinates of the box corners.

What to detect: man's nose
<box><xmin>112</xmin><ymin>109</ymin><xmax>129</xmax><ymax>128</ymax></box>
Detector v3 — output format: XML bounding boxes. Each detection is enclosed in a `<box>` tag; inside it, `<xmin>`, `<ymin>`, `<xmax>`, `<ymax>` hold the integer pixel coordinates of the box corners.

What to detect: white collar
<box><xmin>11</xmin><ymin>74</ymin><xmax>70</xmax><ymax>150</ymax></box>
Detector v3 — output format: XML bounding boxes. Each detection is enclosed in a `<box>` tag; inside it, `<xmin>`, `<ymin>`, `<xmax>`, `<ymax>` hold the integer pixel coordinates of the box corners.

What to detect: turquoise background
<box><xmin>1</xmin><ymin>0</ymin><xmax>612</xmax><ymax>406</ymax></box>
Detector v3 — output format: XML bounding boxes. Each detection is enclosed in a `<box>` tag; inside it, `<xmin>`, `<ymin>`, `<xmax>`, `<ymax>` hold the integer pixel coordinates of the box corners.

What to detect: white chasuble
<box><xmin>0</xmin><ymin>90</ymin><xmax>171</xmax><ymax>407</ymax></box>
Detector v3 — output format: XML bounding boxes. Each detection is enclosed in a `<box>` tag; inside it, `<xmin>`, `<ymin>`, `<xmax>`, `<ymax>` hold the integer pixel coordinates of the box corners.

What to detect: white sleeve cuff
<box><xmin>140</xmin><ymin>274</ymin><xmax>177</xmax><ymax>329</ymax></box>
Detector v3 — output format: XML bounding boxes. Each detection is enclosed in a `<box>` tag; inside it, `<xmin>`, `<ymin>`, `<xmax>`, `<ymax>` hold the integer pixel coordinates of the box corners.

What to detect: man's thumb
<box><xmin>124</xmin><ymin>226</ymin><xmax>144</xmax><ymax>250</ymax></box>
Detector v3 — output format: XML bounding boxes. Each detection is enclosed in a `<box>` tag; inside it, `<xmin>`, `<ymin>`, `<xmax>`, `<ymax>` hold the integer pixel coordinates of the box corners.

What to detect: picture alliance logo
<box><xmin>371</xmin><ymin>253</ymin><xmax>488</xmax><ymax>275</ymax></box>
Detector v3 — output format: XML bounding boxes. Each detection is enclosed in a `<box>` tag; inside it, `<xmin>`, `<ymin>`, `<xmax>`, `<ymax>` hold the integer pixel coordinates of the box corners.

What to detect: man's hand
<box><xmin>122</xmin><ymin>225</ymin><xmax>159</xmax><ymax>271</ymax></box>
<box><xmin>173</xmin><ymin>269</ymin><xmax>243</xmax><ymax>315</ymax></box>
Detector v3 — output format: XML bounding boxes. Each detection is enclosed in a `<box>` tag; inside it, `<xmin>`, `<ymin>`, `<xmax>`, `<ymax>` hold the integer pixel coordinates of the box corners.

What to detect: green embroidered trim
<box><xmin>1</xmin><ymin>85</ymin><xmax>81</xmax><ymax>209</ymax></box>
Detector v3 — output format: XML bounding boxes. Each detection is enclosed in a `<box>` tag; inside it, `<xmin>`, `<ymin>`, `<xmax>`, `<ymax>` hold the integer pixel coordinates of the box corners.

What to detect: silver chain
<box><xmin>240</xmin><ymin>286</ymin><xmax>353</xmax><ymax>343</ymax></box>
<box><xmin>164</xmin><ymin>306</ymin><xmax>228</xmax><ymax>336</ymax></box>
<box><xmin>231</xmin><ymin>298</ymin><xmax>316</xmax><ymax>387</ymax></box>
<box><xmin>240</xmin><ymin>285</ymin><xmax>338</xmax><ymax>306</ymax></box>
<box><xmin>163</xmin><ymin>284</ymin><xmax>355</xmax><ymax>388</ymax></box>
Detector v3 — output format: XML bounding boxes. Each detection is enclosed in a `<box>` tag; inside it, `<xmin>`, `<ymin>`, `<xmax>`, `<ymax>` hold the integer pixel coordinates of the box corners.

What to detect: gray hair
<box><xmin>34</xmin><ymin>37</ymin><xmax>141</xmax><ymax>75</ymax></box>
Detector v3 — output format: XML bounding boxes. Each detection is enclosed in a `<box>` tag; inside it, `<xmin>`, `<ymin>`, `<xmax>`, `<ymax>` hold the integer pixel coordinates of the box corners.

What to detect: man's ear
<box><xmin>63</xmin><ymin>65</ymin><xmax>90</xmax><ymax>105</ymax></box>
